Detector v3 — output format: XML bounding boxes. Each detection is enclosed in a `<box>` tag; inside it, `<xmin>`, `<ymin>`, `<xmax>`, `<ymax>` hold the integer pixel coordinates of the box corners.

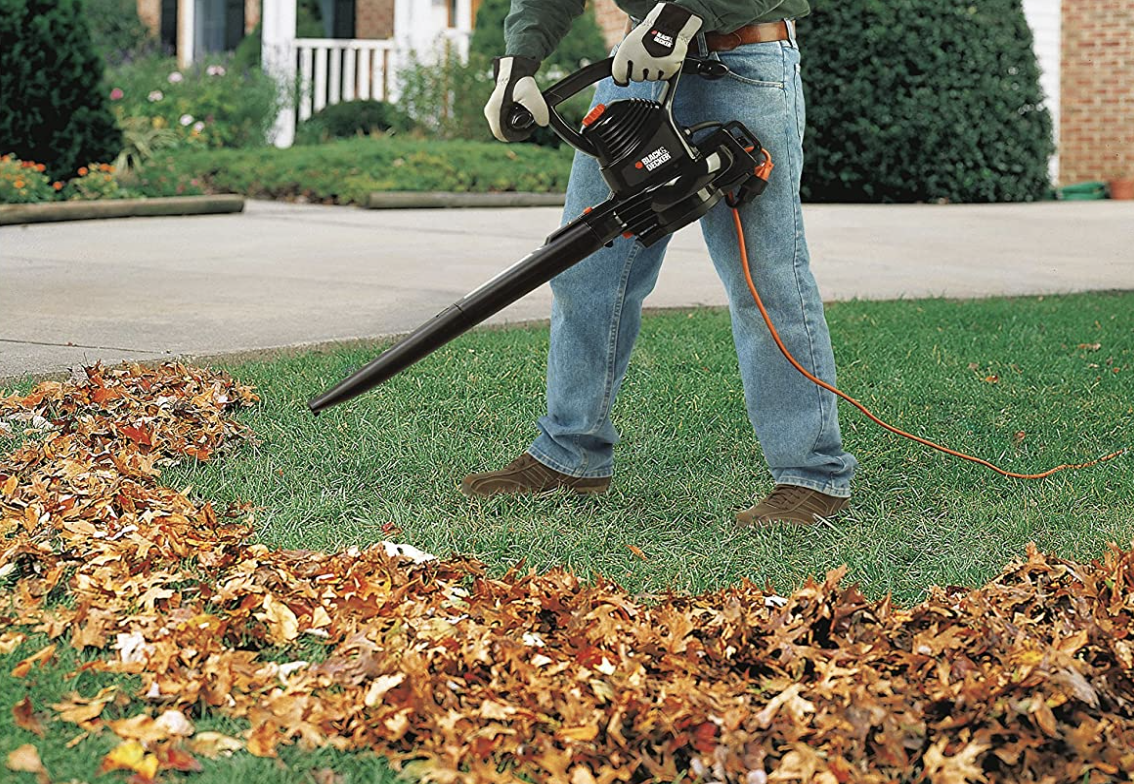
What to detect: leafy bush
<box><xmin>398</xmin><ymin>51</ymin><xmax>497</xmax><ymax>142</ymax></box>
<box><xmin>0</xmin><ymin>0</ymin><xmax>123</xmax><ymax>181</ymax></box>
<box><xmin>470</xmin><ymin>0</ymin><xmax>609</xmax><ymax>72</ymax></box>
<box><xmin>397</xmin><ymin>51</ymin><xmax>594</xmax><ymax>148</ymax></box>
<box><xmin>85</xmin><ymin>0</ymin><xmax>154</xmax><ymax>63</ymax></box>
<box><xmin>105</xmin><ymin>55</ymin><xmax>281</xmax><ymax>149</ymax></box>
<box><xmin>114</xmin><ymin>115</ymin><xmax>181</xmax><ymax>173</ymax></box>
<box><xmin>63</xmin><ymin>163</ymin><xmax>125</xmax><ymax>200</ymax></box>
<box><xmin>0</xmin><ymin>155</ymin><xmax>60</xmax><ymax>203</ymax></box>
<box><xmin>295</xmin><ymin>100</ymin><xmax>416</xmax><ymax>145</ymax></box>
<box><xmin>798</xmin><ymin>0</ymin><xmax>1053</xmax><ymax>203</ymax></box>
<box><xmin>131</xmin><ymin>137</ymin><xmax>572</xmax><ymax>204</ymax></box>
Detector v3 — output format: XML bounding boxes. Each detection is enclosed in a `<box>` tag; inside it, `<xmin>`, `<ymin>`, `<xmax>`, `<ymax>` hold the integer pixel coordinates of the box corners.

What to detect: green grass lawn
<box><xmin>164</xmin><ymin>290</ymin><xmax>1133</xmax><ymax>603</ymax></box>
<box><xmin>2</xmin><ymin>291</ymin><xmax>1132</xmax><ymax>784</ymax></box>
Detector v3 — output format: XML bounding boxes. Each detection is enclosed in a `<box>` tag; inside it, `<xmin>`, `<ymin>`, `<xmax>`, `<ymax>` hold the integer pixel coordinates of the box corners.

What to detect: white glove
<box><xmin>612</xmin><ymin>2</ymin><xmax>703</xmax><ymax>85</ymax></box>
<box><xmin>483</xmin><ymin>55</ymin><xmax>550</xmax><ymax>143</ymax></box>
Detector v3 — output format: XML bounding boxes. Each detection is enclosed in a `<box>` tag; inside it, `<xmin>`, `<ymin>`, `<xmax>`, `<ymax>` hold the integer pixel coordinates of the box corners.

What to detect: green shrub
<box><xmin>63</xmin><ymin>162</ymin><xmax>125</xmax><ymax>200</ymax></box>
<box><xmin>0</xmin><ymin>0</ymin><xmax>123</xmax><ymax>181</ymax></box>
<box><xmin>0</xmin><ymin>155</ymin><xmax>60</xmax><ymax>203</ymax></box>
<box><xmin>132</xmin><ymin>137</ymin><xmax>572</xmax><ymax>204</ymax></box>
<box><xmin>105</xmin><ymin>55</ymin><xmax>281</xmax><ymax>149</ymax></box>
<box><xmin>397</xmin><ymin>51</ymin><xmax>497</xmax><ymax>142</ymax></box>
<box><xmin>84</xmin><ymin>0</ymin><xmax>153</xmax><ymax>63</ymax></box>
<box><xmin>397</xmin><ymin>51</ymin><xmax>594</xmax><ymax>148</ymax></box>
<box><xmin>798</xmin><ymin>0</ymin><xmax>1053</xmax><ymax>203</ymax></box>
<box><xmin>470</xmin><ymin>0</ymin><xmax>609</xmax><ymax>72</ymax></box>
<box><xmin>295</xmin><ymin>100</ymin><xmax>416</xmax><ymax>145</ymax></box>
<box><xmin>232</xmin><ymin>24</ymin><xmax>262</xmax><ymax>71</ymax></box>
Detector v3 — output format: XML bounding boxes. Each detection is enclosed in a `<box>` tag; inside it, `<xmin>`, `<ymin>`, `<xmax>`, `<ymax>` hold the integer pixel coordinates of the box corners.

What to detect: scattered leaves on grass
<box><xmin>2</xmin><ymin>363</ymin><xmax>1134</xmax><ymax>783</ymax></box>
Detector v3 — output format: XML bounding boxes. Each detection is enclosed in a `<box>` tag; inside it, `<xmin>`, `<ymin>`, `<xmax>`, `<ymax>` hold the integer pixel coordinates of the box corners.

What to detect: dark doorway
<box><xmin>332</xmin><ymin>0</ymin><xmax>357</xmax><ymax>38</ymax></box>
<box><xmin>160</xmin><ymin>0</ymin><xmax>178</xmax><ymax>54</ymax></box>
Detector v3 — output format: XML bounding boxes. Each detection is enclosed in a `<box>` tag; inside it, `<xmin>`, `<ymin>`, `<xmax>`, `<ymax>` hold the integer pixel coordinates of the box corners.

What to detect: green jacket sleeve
<box><xmin>503</xmin><ymin>0</ymin><xmax>586</xmax><ymax>61</ymax></box>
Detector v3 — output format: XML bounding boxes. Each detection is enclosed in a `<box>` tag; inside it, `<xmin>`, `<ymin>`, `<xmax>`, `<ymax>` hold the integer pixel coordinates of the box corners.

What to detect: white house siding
<box><xmin>1021</xmin><ymin>0</ymin><xmax>1061</xmax><ymax>180</ymax></box>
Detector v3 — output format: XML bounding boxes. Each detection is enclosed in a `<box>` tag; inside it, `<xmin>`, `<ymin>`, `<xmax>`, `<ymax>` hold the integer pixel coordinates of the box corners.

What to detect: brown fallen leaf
<box><xmin>10</xmin><ymin>644</ymin><xmax>55</xmax><ymax>679</ymax></box>
<box><xmin>983</xmin><ymin>375</ymin><xmax>999</xmax><ymax>384</ymax></box>
<box><xmin>13</xmin><ymin>696</ymin><xmax>45</xmax><ymax>737</ymax></box>
<box><xmin>187</xmin><ymin>731</ymin><xmax>244</xmax><ymax>758</ymax></box>
<box><xmin>312</xmin><ymin>768</ymin><xmax>345</xmax><ymax>784</ymax></box>
<box><xmin>626</xmin><ymin>544</ymin><xmax>648</xmax><ymax>561</ymax></box>
<box><xmin>1077</xmin><ymin>342</ymin><xmax>1101</xmax><ymax>351</ymax></box>
<box><xmin>248</xmin><ymin>720</ymin><xmax>280</xmax><ymax>758</ymax></box>
<box><xmin>0</xmin><ymin>631</ymin><xmax>26</xmax><ymax>655</ymax></box>
<box><xmin>6</xmin><ymin>743</ymin><xmax>48</xmax><ymax>783</ymax></box>
<box><xmin>98</xmin><ymin>740</ymin><xmax>159</xmax><ymax>780</ymax></box>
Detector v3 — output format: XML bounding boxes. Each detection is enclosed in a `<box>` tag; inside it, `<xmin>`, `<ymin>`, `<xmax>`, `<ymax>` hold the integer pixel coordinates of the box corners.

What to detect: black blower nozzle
<box><xmin>307</xmin><ymin>221</ymin><xmax>607</xmax><ymax>413</ymax></box>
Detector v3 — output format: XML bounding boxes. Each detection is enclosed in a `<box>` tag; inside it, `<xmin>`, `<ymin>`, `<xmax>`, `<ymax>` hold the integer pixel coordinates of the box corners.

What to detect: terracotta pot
<box><xmin>1108</xmin><ymin>177</ymin><xmax>1134</xmax><ymax>200</ymax></box>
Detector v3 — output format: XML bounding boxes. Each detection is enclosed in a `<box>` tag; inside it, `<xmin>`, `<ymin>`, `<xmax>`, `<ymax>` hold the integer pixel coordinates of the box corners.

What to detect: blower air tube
<box><xmin>308</xmin><ymin>221</ymin><xmax>607</xmax><ymax>413</ymax></box>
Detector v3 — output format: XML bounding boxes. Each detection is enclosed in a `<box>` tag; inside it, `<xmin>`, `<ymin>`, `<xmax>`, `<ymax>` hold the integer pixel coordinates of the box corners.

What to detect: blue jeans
<box><xmin>528</xmin><ymin>34</ymin><xmax>857</xmax><ymax>498</ymax></box>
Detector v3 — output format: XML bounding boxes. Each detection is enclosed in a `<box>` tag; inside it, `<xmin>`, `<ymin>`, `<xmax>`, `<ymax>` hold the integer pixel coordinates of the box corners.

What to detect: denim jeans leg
<box><xmin>528</xmin><ymin>78</ymin><xmax>674</xmax><ymax>479</ymax></box>
<box><xmin>689</xmin><ymin>42</ymin><xmax>857</xmax><ymax>496</ymax></box>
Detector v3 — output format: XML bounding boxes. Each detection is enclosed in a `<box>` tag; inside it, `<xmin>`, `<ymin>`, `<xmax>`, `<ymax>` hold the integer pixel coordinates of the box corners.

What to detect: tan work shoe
<box><xmin>461</xmin><ymin>453</ymin><xmax>611</xmax><ymax>497</ymax></box>
<box><xmin>736</xmin><ymin>484</ymin><xmax>849</xmax><ymax>527</ymax></box>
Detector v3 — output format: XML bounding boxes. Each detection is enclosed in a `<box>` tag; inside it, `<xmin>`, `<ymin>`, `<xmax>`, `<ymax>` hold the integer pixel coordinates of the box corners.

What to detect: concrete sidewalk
<box><xmin>1</xmin><ymin>199</ymin><xmax>1132</xmax><ymax>381</ymax></box>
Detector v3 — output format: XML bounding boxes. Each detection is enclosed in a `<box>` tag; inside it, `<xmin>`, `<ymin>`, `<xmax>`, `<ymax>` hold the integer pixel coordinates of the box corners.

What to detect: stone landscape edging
<box><xmin>0</xmin><ymin>195</ymin><xmax>245</xmax><ymax>226</ymax></box>
<box><xmin>366</xmin><ymin>191</ymin><xmax>565</xmax><ymax>209</ymax></box>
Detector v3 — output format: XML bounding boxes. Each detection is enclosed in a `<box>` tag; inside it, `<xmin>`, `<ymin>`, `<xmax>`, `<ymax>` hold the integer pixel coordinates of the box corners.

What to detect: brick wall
<box><xmin>1060</xmin><ymin>0</ymin><xmax>1134</xmax><ymax>184</ymax></box>
<box><xmin>357</xmin><ymin>0</ymin><xmax>395</xmax><ymax>39</ymax></box>
<box><xmin>593</xmin><ymin>0</ymin><xmax>628</xmax><ymax>48</ymax></box>
<box><xmin>137</xmin><ymin>0</ymin><xmax>161</xmax><ymax>36</ymax></box>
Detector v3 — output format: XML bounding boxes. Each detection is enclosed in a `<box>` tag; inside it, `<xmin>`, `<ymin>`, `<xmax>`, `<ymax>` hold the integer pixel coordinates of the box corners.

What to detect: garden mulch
<box><xmin>2</xmin><ymin>363</ymin><xmax>1133</xmax><ymax>783</ymax></box>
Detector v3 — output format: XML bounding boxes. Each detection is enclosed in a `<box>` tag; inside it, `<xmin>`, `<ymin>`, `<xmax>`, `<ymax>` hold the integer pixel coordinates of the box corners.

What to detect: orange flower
<box><xmin>99</xmin><ymin>163</ymin><xmax>111</xmax><ymax>172</ymax></box>
<box><xmin>14</xmin><ymin>179</ymin><xmax>24</xmax><ymax>188</ymax></box>
<box><xmin>35</xmin><ymin>163</ymin><xmax>46</xmax><ymax>172</ymax></box>
<box><xmin>53</xmin><ymin>181</ymin><xmax>63</xmax><ymax>190</ymax></box>
<box><xmin>78</xmin><ymin>166</ymin><xmax>89</xmax><ymax>176</ymax></box>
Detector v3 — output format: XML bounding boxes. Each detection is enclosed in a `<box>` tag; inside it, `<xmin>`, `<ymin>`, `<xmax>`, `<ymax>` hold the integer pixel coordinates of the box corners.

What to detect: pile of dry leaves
<box><xmin>2</xmin><ymin>363</ymin><xmax>1133</xmax><ymax>784</ymax></box>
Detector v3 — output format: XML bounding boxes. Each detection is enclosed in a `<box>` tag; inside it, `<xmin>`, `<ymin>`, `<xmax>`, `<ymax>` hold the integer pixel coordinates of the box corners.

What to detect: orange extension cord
<box><xmin>729</xmin><ymin>205</ymin><xmax>1128</xmax><ymax>479</ymax></box>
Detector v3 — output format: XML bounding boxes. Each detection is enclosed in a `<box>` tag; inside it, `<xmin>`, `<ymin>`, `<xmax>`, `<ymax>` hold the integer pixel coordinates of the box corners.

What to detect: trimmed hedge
<box><xmin>132</xmin><ymin>137</ymin><xmax>573</xmax><ymax>204</ymax></box>
<box><xmin>0</xmin><ymin>0</ymin><xmax>122</xmax><ymax>182</ymax></box>
<box><xmin>798</xmin><ymin>0</ymin><xmax>1054</xmax><ymax>203</ymax></box>
<box><xmin>295</xmin><ymin>100</ymin><xmax>417</xmax><ymax>145</ymax></box>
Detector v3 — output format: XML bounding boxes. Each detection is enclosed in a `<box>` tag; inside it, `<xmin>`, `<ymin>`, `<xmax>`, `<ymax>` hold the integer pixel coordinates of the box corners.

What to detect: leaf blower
<box><xmin>307</xmin><ymin>57</ymin><xmax>771</xmax><ymax>414</ymax></box>
<box><xmin>308</xmin><ymin>58</ymin><xmax>1126</xmax><ymax>480</ymax></box>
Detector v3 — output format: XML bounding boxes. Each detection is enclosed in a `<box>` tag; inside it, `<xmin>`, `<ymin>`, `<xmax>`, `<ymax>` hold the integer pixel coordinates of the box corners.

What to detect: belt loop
<box><xmin>786</xmin><ymin>18</ymin><xmax>798</xmax><ymax>49</ymax></box>
<box><xmin>693</xmin><ymin>30</ymin><xmax>708</xmax><ymax>58</ymax></box>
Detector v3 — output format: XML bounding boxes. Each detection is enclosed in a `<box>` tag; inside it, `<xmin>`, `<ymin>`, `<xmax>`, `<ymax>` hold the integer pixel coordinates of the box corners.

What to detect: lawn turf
<box><xmin>161</xmin><ymin>290</ymin><xmax>1134</xmax><ymax>603</ymax></box>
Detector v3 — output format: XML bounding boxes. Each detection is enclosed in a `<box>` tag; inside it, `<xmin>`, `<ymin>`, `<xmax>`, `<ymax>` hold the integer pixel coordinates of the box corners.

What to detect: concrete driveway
<box><xmin>2</xmin><ymin>199</ymin><xmax>1131</xmax><ymax>381</ymax></box>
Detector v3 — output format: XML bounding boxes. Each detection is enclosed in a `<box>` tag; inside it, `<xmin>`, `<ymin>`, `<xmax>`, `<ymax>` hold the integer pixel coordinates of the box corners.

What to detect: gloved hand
<box><xmin>612</xmin><ymin>2</ymin><xmax>702</xmax><ymax>85</ymax></box>
<box><xmin>483</xmin><ymin>55</ymin><xmax>549</xmax><ymax>143</ymax></box>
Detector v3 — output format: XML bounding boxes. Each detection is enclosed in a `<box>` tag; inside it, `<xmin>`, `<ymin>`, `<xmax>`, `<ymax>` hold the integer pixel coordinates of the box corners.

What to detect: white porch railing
<box><xmin>292</xmin><ymin>38</ymin><xmax>400</xmax><ymax>122</ymax></box>
<box><xmin>261</xmin><ymin>0</ymin><xmax>473</xmax><ymax>148</ymax></box>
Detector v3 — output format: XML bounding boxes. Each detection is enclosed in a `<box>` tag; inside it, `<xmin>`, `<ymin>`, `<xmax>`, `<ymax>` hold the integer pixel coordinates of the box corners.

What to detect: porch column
<box><xmin>262</xmin><ymin>0</ymin><xmax>298</xmax><ymax>147</ymax></box>
<box><xmin>176</xmin><ymin>0</ymin><xmax>195</xmax><ymax>69</ymax></box>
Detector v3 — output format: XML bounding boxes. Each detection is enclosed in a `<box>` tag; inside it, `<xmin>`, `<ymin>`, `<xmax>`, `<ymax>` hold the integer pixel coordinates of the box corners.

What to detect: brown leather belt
<box><xmin>704</xmin><ymin>20</ymin><xmax>794</xmax><ymax>52</ymax></box>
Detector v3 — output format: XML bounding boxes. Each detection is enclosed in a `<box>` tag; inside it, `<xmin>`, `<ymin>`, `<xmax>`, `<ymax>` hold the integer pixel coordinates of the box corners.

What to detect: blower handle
<box><xmin>506</xmin><ymin>57</ymin><xmax>730</xmax><ymax>156</ymax></box>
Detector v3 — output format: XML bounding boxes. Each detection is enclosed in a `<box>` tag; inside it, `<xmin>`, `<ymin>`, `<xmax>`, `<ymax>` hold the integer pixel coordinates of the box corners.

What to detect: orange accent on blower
<box><xmin>582</xmin><ymin>103</ymin><xmax>607</xmax><ymax>127</ymax></box>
